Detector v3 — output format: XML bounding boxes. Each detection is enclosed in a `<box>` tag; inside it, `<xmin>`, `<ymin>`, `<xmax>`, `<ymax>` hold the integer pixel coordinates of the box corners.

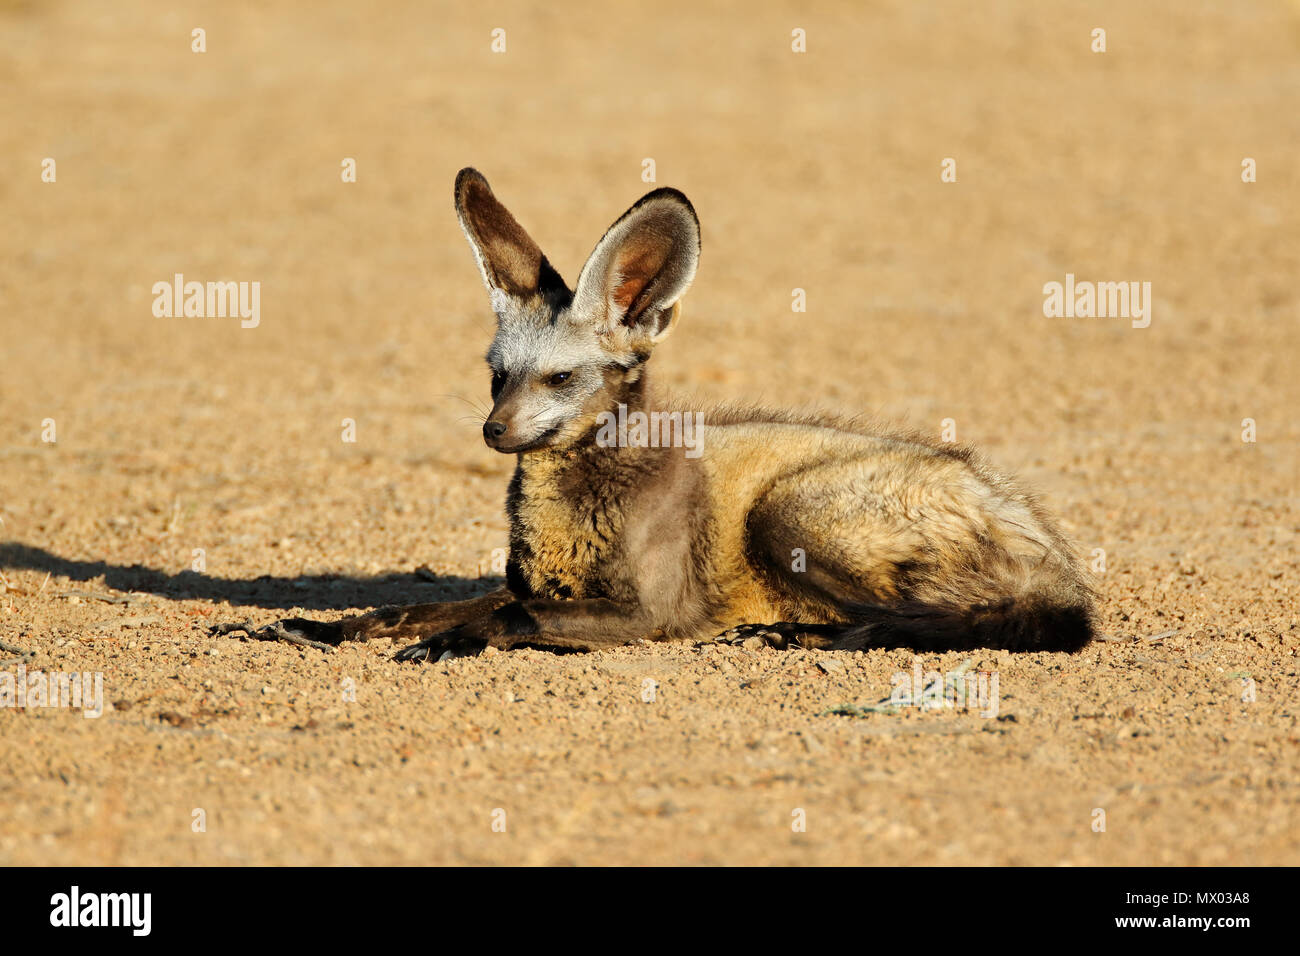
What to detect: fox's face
<box><xmin>482</xmin><ymin>300</ymin><xmax>636</xmax><ymax>454</ymax></box>
<box><xmin>454</xmin><ymin>169</ymin><xmax>699</xmax><ymax>454</ymax></box>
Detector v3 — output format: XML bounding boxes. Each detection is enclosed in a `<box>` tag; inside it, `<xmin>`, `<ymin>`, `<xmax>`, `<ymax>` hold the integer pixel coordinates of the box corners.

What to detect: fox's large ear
<box><xmin>454</xmin><ymin>168</ymin><xmax>568</xmax><ymax>308</ymax></box>
<box><xmin>572</xmin><ymin>188</ymin><xmax>699</xmax><ymax>348</ymax></box>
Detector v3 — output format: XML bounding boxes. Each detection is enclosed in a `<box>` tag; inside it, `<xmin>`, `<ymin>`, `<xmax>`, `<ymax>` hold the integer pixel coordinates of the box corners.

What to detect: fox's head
<box><xmin>453</xmin><ymin>168</ymin><xmax>700</xmax><ymax>454</ymax></box>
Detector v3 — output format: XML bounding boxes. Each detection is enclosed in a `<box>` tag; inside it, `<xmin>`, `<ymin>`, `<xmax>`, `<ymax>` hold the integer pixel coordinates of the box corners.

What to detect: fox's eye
<box><xmin>490</xmin><ymin>370</ymin><xmax>506</xmax><ymax>398</ymax></box>
<box><xmin>547</xmin><ymin>371</ymin><xmax>572</xmax><ymax>386</ymax></box>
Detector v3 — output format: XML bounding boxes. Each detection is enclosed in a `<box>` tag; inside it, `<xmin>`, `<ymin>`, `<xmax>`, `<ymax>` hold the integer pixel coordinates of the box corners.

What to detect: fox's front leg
<box><xmin>391</xmin><ymin>598</ymin><xmax>654</xmax><ymax>661</ymax></box>
<box><xmin>217</xmin><ymin>587</ymin><xmax>517</xmax><ymax>647</ymax></box>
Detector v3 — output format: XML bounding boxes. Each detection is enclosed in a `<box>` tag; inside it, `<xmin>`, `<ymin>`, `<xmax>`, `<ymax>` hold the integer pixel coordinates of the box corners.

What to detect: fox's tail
<box><xmin>827</xmin><ymin>550</ymin><xmax>1096</xmax><ymax>653</ymax></box>
<box><xmin>832</xmin><ymin>595</ymin><xmax>1094</xmax><ymax>653</ymax></box>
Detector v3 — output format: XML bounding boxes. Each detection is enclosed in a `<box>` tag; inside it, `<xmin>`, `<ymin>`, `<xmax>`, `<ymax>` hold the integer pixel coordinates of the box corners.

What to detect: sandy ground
<box><xmin>1</xmin><ymin>0</ymin><xmax>1297</xmax><ymax>866</ymax></box>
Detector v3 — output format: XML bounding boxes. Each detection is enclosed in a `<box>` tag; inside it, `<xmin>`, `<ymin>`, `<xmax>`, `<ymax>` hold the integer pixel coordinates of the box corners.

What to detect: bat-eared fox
<box><xmin>220</xmin><ymin>169</ymin><xmax>1095</xmax><ymax>660</ymax></box>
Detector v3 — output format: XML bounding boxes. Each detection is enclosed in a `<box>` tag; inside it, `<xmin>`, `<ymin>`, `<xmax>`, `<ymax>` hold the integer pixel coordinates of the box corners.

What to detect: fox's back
<box><xmin>688</xmin><ymin>407</ymin><xmax>1087</xmax><ymax>627</ymax></box>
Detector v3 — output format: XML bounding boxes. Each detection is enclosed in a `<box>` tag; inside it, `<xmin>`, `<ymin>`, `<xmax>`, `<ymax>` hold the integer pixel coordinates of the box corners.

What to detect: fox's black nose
<box><xmin>483</xmin><ymin>420</ymin><xmax>508</xmax><ymax>442</ymax></box>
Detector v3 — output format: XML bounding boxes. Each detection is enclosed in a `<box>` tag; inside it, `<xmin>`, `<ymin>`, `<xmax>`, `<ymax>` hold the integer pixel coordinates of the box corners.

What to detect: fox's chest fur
<box><xmin>505</xmin><ymin>450</ymin><xmax>630</xmax><ymax>602</ymax></box>
<box><xmin>503</xmin><ymin>440</ymin><xmax>729</xmax><ymax>635</ymax></box>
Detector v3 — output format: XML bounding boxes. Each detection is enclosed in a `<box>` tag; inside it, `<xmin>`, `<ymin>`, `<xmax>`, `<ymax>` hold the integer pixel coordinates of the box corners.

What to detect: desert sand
<box><xmin>1</xmin><ymin>0</ymin><xmax>1297</xmax><ymax>865</ymax></box>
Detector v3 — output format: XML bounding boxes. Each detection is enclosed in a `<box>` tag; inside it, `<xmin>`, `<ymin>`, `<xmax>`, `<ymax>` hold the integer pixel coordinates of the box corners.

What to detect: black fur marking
<box><xmin>536</xmin><ymin>260</ymin><xmax>574</xmax><ymax>312</ymax></box>
<box><xmin>506</xmin><ymin>557</ymin><xmax>533</xmax><ymax>598</ymax></box>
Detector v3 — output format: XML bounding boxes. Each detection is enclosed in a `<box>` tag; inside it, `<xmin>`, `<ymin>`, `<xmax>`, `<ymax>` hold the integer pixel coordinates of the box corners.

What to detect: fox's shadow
<box><xmin>0</xmin><ymin>542</ymin><xmax>493</xmax><ymax>613</ymax></box>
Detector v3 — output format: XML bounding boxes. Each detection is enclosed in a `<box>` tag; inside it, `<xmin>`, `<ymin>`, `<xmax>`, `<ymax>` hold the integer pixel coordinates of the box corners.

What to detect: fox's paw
<box><xmin>392</xmin><ymin>625</ymin><xmax>484</xmax><ymax>663</ymax></box>
<box><xmin>209</xmin><ymin>617</ymin><xmax>342</xmax><ymax>651</ymax></box>
<box><xmin>392</xmin><ymin>603</ymin><xmax>538</xmax><ymax>661</ymax></box>
<box><xmin>711</xmin><ymin>623</ymin><xmax>794</xmax><ymax>649</ymax></box>
<box><xmin>710</xmin><ymin>622</ymin><xmax>838</xmax><ymax>651</ymax></box>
